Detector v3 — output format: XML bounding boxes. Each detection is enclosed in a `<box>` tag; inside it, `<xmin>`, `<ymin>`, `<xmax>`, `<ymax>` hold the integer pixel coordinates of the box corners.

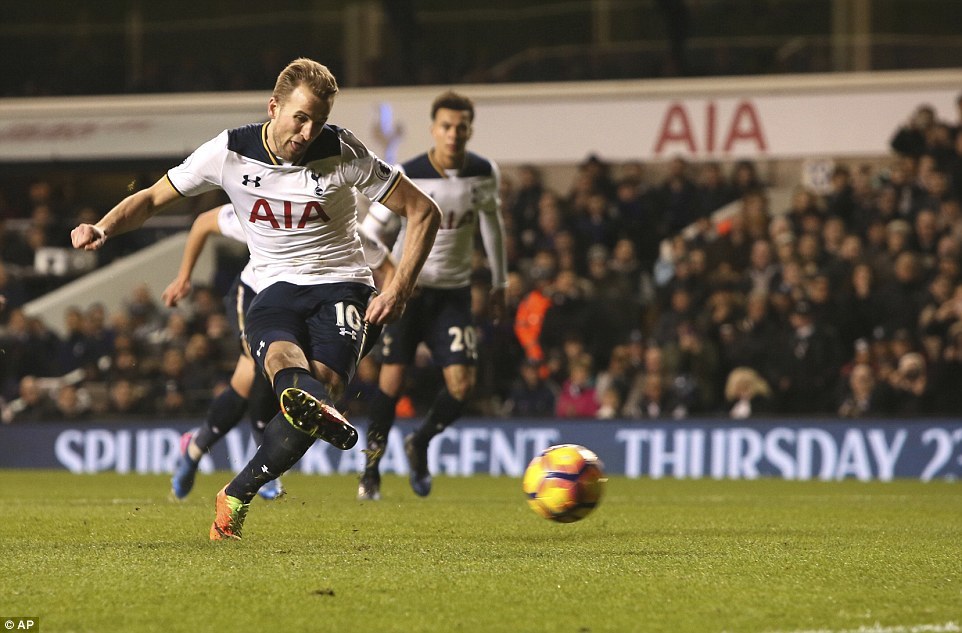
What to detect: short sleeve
<box><xmin>336</xmin><ymin>128</ymin><xmax>402</xmax><ymax>203</ymax></box>
<box><xmin>166</xmin><ymin>130</ymin><xmax>229</xmax><ymax>197</ymax></box>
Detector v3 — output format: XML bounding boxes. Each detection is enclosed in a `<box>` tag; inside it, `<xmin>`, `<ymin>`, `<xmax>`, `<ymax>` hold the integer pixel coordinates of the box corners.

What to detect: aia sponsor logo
<box><xmin>247</xmin><ymin>198</ymin><xmax>330</xmax><ymax>228</ymax></box>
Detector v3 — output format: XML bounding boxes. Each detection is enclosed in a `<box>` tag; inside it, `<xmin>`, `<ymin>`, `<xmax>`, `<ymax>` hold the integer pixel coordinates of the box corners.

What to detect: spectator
<box><xmin>573</xmin><ymin>192</ymin><xmax>620</xmax><ymax>252</ymax></box>
<box><xmin>742</xmin><ymin>239</ymin><xmax>778</xmax><ymax>295</ymax></box>
<box><xmin>878</xmin><ymin>251</ymin><xmax>927</xmax><ymax>335</ymax></box>
<box><xmin>837</xmin><ymin>363</ymin><xmax>882</xmax><ymax>418</ymax></box>
<box><xmin>125</xmin><ymin>283</ymin><xmax>164</xmax><ymax>337</ymax></box>
<box><xmin>182</xmin><ymin>333</ymin><xmax>219</xmax><ymax>404</ymax></box>
<box><xmin>514</xmin><ymin>257</ymin><xmax>555</xmax><ymax>369</ymax></box>
<box><xmin>502</xmin><ymin>359</ymin><xmax>557</xmax><ymax>417</ymax></box>
<box><xmin>696</xmin><ymin>161</ymin><xmax>735</xmax><ymax>217</ymax></box>
<box><xmin>0</xmin><ymin>219</ymin><xmax>33</xmax><ymax>267</ymax></box>
<box><xmin>554</xmin><ymin>356</ymin><xmax>598</xmax><ymax>418</ymax></box>
<box><xmin>509</xmin><ymin>164</ymin><xmax>544</xmax><ymax>252</ymax></box>
<box><xmin>824</xmin><ymin>165</ymin><xmax>856</xmax><ymax>226</ymax></box>
<box><xmin>585</xmin><ymin>245</ymin><xmax>640</xmax><ymax>343</ymax></box>
<box><xmin>11</xmin><ymin>375</ymin><xmax>57</xmax><ymax>422</ymax></box>
<box><xmin>730</xmin><ymin>159</ymin><xmax>763</xmax><ymax>199</ymax></box>
<box><xmin>890</xmin><ymin>104</ymin><xmax>937</xmax><ymax>159</ymax></box>
<box><xmin>0</xmin><ymin>309</ymin><xmax>61</xmax><ymax>398</ymax></box>
<box><xmin>594</xmin><ymin>344</ymin><xmax>633</xmax><ymax>412</ymax></box>
<box><xmin>656</xmin><ymin>156</ymin><xmax>700</xmax><ymax>234</ymax></box>
<box><xmin>784</xmin><ymin>185</ymin><xmax>823</xmax><ymax>236</ymax></box>
<box><xmin>0</xmin><ymin>262</ymin><xmax>26</xmax><ymax>314</ymax></box>
<box><xmin>771</xmin><ymin>299</ymin><xmax>842</xmax><ymax>414</ymax></box>
<box><xmin>623</xmin><ymin>344</ymin><xmax>681</xmax><ymax>418</ymax></box>
<box><xmin>876</xmin><ymin>352</ymin><xmax>937</xmax><ymax>415</ymax></box>
<box><xmin>707</xmin><ymin>205</ymin><xmax>753</xmax><ymax>274</ymax></box>
<box><xmin>934</xmin><ymin>321</ymin><xmax>962</xmax><ymax>412</ymax></box>
<box><xmin>724</xmin><ymin>366</ymin><xmax>773</xmax><ymax>418</ymax></box>
<box><xmin>625</xmin><ymin>372</ymin><xmax>686</xmax><ymax>419</ymax></box>
<box><xmin>528</xmin><ymin>191</ymin><xmax>568</xmax><ymax>255</ymax></box>
<box><xmin>59</xmin><ymin>305</ymin><xmax>99</xmax><ymax>375</ymax></box>
<box><xmin>910</xmin><ymin>207</ymin><xmax>942</xmax><ymax>268</ymax></box>
<box><xmin>723</xmin><ymin>290</ymin><xmax>779</xmax><ymax>378</ymax></box>
<box><xmin>615</xmin><ymin>166</ymin><xmax>658</xmax><ymax>266</ymax></box>
<box><xmin>541</xmin><ymin>269</ymin><xmax>617</xmax><ymax>369</ymax></box>
<box><xmin>54</xmin><ymin>384</ymin><xmax>91</xmax><ymax>421</ymax></box>
<box><xmin>662</xmin><ymin>320</ymin><xmax>719</xmax><ymax>413</ymax></box>
<box><xmin>104</xmin><ymin>379</ymin><xmax>148</xmax><ymax>418</ymax></box>
<box><xmin>652</xmin><ymin>286</ymin><xmax>695</xmax><ymax>346</ymax></box>
<box><xmin>148</xmin><ymin>348</ymin><xmax>193</xmax><ymax>416</ymax></box>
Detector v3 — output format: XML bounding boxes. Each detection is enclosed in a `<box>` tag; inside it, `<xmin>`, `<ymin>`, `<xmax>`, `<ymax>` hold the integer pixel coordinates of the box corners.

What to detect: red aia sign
<box><xmin>653</xmin><ymin>100</ymin><xmax>768</xmax><ymax>156</ymax></box>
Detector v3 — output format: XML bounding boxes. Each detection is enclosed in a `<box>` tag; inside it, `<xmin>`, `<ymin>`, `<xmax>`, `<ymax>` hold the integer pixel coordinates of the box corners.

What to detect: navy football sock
<box><xmin>413</xmin><ymin>389</ymin><xmax>465</xmax><ymax>445</ymax></box>
<box><xmin>194</xmin><ymin>386</ymin><xmax>247</xmax><ymax>453</ymax></box>
<box><xmin>364</xmin><ymin>389</ymin><xmax>398</xmax><ymax>473</ymax></box>
<box><xmin>273</xmin><ymin>367</ymin><xmax>331</xmax><ymax>403</ymax></box>
<box><xmin>225</xmin><ymin>412</ymin><xmax>315</xmax><ymax>503</ymax></box>
<box><xmin>249</xmin><ymin>370</ymin><xmax>278</xmax><ymax>446</ymax></box>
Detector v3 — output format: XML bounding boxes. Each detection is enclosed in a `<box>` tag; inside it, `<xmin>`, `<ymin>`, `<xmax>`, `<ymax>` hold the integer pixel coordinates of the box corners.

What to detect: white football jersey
<box><xmin>167</xmin><ymin>122</ymin><xmax>401</xmax><ymax>293</ymax></box>
<box><xmin>361</xmin><ymin>150</ymin><xmax>506</xmax><ymax>289</ymax></box>
<box><xmin>215</xmin><ymin>202</ymin><xmax>389</xmax><ymax>290</ymax></box>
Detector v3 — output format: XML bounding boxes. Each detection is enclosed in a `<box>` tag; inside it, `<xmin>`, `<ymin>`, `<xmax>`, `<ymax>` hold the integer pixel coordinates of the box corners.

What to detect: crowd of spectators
<box><xmin>3</xmin><ymin>98</ymin><xmax>962</xmax><ymax>423</ymax></box>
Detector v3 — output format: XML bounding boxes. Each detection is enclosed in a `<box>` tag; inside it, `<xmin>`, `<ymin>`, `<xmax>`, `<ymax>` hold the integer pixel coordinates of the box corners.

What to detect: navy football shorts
<box><xmin>245</xmin><ymin>281</ymin><xmax>375</xmax><ymax>383</ymax></box>
<box><xmin>224</xmin><ymin>275</ymin><xmax>256</xmax><ymax>356</ymax></box>
<box><xmin>380</xmin><ymin>285</ymin><xmax>477</xmax><ymax>368</ymax></box>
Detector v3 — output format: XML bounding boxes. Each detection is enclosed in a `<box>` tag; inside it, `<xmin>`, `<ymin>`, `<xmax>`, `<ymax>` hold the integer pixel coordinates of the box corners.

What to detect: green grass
<box><xmin>0</xmin><ymin>471</ymin><xmax>959</xmax><ymax>633</ymax></box>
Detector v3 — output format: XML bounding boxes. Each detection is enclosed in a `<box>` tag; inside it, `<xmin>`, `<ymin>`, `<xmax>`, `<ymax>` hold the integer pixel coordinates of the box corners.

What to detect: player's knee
<box><xmin>264</xmin><ymin>342</ymin><xmax>308</xmax><ymax>377</ymax></box>
<box><xmin>311</xmin><ymin>363</ymin><xmax>345</xmax><ymax>401</ymax></box>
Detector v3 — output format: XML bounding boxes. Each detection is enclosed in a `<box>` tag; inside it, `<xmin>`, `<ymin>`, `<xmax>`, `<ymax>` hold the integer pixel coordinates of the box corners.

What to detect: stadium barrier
<box><xmin>2</xmin><ymin>418</ymin><xmax>960</xmax><ymax>481</ymax></box>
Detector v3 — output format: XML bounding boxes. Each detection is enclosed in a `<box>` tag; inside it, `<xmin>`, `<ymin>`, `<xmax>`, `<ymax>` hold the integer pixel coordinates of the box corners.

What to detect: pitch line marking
<box><xmin>767</xmin><ymin>622</ymin><xmax>960</xmax><ymax>633</ymax></box>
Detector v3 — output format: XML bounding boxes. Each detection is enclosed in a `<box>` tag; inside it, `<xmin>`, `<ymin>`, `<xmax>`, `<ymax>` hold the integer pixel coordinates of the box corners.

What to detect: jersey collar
<box><xmin>428</xmin><ymin>148</ymin><xmax>467</xmax><ymax>178</ymax></box>
<box><xmin>261</xmin><ymin>122</ymin><xmax>282</xmax><ymax>166</ymax></box>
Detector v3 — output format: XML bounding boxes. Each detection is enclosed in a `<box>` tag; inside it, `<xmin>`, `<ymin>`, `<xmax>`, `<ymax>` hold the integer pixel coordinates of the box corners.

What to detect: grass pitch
<box><xmin>0</xmin><ymin>471</ymin><xmax>959</xmax><ymax>633</ymax></box>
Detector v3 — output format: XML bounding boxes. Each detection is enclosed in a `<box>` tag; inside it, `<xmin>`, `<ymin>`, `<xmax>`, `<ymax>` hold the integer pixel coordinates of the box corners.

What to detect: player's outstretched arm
<box><xmin>162</xmin><ymin>207</ymin><xmax>224</xmax><ymax>307</ymax></box>
<box><xmin>366</xmin><ymin>175</ymin><xmax>440</xmax><ymax>325</ymax></box>
<box><xmin>71</xmin><ymin>177</ymin><xmax>181</xmax><ymax>251</ymax></box>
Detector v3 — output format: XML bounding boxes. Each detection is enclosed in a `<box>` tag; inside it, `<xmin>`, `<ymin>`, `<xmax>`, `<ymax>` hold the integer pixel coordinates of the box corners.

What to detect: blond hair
<box><xmin>273</xmin><ymin>58</ymin><xmax>338</xmax><ymax>103</ymax></box>
<box><xmin>725</xmin><ymin>367</ymin><xmax>772</xmax><ymax>401</ymax></box>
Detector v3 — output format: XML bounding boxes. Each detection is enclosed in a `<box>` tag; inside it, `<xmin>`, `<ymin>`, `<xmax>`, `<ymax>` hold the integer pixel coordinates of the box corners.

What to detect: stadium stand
<box><xmin>4</xmin><ymin>97</ymin><xmax>962</xmax><ymax>424</ymax></box>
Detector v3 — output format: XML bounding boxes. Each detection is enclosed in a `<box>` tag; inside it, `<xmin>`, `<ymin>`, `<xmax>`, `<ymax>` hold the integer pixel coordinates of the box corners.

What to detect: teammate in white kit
<box><xmin>71</xmin><ymin>58</ymin><xmax>441</xmax><ymax>540</ymax></box>
<box><xmin>358</xmin><ymin>90</ymin><xmax>508</xmax><ymax>499</ymax></box>
<box><xmin>164</xmin><ymin>203</ymin><xmax>395</xmax><ymax>502</ymax></box>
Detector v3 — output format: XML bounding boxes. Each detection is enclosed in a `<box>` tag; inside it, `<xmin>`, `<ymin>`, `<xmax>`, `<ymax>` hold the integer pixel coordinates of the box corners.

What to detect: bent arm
<box><xmin>162</xmin><ymin>206</ymin><xmax>224</xmax><ymax>307</ymax></box>
<box><xmin>71</xmin><ymin>176</ymin><xmax>182</xmax><ymax>250</ymax></box>
<box><xmin>365</xmin><ymin>175</ymin><xmax>440</xmax><ymax>324</ymax></box>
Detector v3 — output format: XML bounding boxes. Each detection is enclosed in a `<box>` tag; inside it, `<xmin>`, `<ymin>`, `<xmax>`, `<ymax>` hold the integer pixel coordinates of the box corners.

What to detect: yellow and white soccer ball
<box><xmin>522</xmin><ymin>444</ymin><xmax>606</xmax><ymax>523</ymax></box>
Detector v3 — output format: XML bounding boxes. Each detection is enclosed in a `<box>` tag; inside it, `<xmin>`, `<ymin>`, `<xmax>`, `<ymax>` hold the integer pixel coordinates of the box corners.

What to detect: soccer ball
<box><xmin>522</xmin><ymin>444</ymin><xmax>606</xmax><ymax>523</ymax></box>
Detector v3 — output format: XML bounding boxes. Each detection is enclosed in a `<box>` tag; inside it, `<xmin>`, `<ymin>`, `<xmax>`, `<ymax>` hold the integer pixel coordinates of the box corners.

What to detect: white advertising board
<box><xmin>1</xmin><ymin>69</ymin><xmax>960</xmax><ymax>165</ymax></box>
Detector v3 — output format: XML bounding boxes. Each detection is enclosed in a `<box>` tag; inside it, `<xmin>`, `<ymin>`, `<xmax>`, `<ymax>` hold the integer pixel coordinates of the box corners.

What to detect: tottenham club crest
<box><xmin>309</xmin><ymin>171</ymin><xmax>323</xmax><ymax>196</ymax></box>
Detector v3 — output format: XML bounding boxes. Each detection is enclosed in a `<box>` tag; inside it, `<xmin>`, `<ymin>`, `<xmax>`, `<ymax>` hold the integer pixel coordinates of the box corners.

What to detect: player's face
<box><xmin>430</xmin><ymin>108</ymin><xmax>472</xmax><ymax>168</ymax></box>
<box><xmin>267</xmin><ymin>84</ymin><xmax>333</xmax><ymax>162</ymax></box>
